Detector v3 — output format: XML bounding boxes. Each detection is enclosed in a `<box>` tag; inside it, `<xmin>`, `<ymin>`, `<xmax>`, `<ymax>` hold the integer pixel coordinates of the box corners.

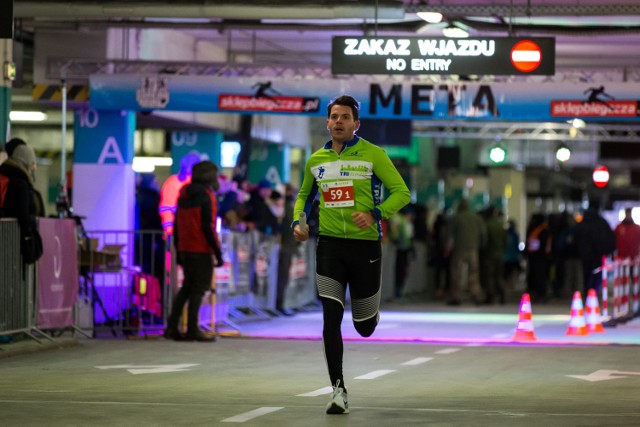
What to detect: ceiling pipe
<box><xmin>15</xmin><ymin>1</ymin><xmax>405</xmax><ymax>20</ymax></box>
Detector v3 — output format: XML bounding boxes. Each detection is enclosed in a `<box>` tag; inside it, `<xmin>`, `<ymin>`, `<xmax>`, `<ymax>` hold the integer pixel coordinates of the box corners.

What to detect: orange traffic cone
<box><xmin>566</xmin><ymin>291</ymin><xmax>589</xmax><ymax>336</ymax></box>
<box><xmin>513</xmin><ymin>293</ymin><xmax>537</xmax><ymax>341</ymax></box>
<box><xmin>585</xmin><ymin>289</ymin><xmax>605</xmax><ymax>333</ymax></box>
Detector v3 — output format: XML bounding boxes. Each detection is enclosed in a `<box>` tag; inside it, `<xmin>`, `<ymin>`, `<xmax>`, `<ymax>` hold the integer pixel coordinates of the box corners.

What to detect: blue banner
<box><xmin>90</xmin><ymin>75</ymin><xmax>640</xmax><ymax>122</ymax></box>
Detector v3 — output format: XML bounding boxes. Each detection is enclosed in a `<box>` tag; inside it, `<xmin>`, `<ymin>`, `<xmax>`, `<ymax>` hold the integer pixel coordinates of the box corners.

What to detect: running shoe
<box><xmin>326</xmin><ymin>380</ymin><xmax>349</xmax><ymax>414</ymax></box>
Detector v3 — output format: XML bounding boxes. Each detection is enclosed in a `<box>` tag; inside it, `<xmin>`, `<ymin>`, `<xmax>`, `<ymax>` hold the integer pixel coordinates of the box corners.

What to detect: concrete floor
<box><xmin>1</xmin><ymin>300</ymin><xmax>639</xmax><ymax>426</ymax></box>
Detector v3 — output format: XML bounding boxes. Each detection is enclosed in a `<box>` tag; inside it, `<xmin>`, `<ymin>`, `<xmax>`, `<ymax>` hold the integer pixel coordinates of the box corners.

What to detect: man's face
<box><xmin>327</xmin><ymin>105</ymin><xmax>359</xmax><ymax>143</ymax></box>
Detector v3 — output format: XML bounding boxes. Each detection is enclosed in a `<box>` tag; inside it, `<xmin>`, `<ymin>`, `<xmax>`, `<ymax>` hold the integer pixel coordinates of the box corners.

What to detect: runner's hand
<box><xmin>294</xmin><ymin>224</ymin><xmax>309</xmax><ymax>242</ymax></box>
<box><xmin>352</xmin><ymin>211</ymin><xmax>375</xmax><ymax>229</ymax></box>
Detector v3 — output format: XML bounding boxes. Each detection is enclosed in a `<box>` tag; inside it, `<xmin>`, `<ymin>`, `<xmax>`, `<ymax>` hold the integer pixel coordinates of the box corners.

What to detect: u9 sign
<box><xmin>331</xmin><ymin>37</ymin><xmax>555</xmax><ymax>76</ymax></box>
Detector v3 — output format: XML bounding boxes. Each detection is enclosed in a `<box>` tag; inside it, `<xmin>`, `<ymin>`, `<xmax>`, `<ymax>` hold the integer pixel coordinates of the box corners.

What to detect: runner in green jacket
<box><xmin>292</xmin><ymin>95</ymin><xmax>410</xmax><ymax>415</ymax></box>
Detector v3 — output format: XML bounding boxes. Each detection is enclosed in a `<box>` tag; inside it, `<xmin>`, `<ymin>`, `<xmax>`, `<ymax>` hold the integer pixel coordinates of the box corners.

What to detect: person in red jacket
<box><xmin>614</xmin><ymin>208</ymin><xmax>640</xmax><ymax>260</ymax></box>
<box><xmin>164</xmin><ymin>161</ymin><xmax>223</xmax><ymax>342</ymax></box>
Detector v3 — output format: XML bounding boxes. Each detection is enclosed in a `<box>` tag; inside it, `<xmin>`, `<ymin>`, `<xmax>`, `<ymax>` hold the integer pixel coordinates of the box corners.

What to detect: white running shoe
<box><xmin>326</xmin><ymin>380</ymin><xmax>349</xmax><ymax>414</ymax></box>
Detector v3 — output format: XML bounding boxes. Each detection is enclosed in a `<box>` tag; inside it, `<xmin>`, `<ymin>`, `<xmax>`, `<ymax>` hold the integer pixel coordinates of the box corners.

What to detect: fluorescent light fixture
<box><xmin>132</xmin><ymin>156</ymin><xmax>173</xmax><ymax>173</ymax></box>
<box><xmin>220</xmin><ymin>141</ymin><xmax>242</xmax><ymax>168</ymax></box>
<box><xmin>442</xmin><ymin>24</ymin><xmax>469</xmax><ymax>38</ymax></box>
<box><xmin>417</xmin><ymin>12</ymin><xmax>443</xmax><ymax>24</ymax></box>
<box><xmin>10</xmin><ymin>111</ymin><xmax>48</xmax><ymax>122</ymax></box>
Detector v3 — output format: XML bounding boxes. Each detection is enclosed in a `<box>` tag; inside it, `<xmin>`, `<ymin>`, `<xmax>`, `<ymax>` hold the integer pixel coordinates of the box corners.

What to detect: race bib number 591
<box><xmin>321</xmin><ymin>180</ymin><xmax>355</xmax><ymax>208</ymax></box>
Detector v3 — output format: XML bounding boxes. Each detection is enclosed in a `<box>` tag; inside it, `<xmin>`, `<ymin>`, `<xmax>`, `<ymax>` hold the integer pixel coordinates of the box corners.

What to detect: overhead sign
<box><xmin>90</xmin><ymin>75</ymin><xmax>640</xmax><ymax>122</ymax></box>
<box><xmin>331</xmin><ymin>37</ymin><xmax>555</xmax><ymax>75</ymax></box>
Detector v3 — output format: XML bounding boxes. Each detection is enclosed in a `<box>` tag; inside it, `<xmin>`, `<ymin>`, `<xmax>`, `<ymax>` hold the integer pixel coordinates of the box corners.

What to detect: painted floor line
<box><xmin>355</xmin><ymin>369</ymin><xmax>396</xmax><ymax>380</ymax></box>
<box><xmin>401</xmin><ymin>357</ymin><xmax>433</xmax><ymax>366</ymax></box>
<box><xmin>435</xmin><ymin>348</ymin><xmax>460</xmax><ymax>354</ymax></box>
<box><xmin>296</xmin><ymin>387</ymin><xmax>333</xmax><ymax>397</ymax></box>
<box><xmin>221</xmin><ymin>407</ymin><xmax>284</xmax><ymax>423</ymax></box>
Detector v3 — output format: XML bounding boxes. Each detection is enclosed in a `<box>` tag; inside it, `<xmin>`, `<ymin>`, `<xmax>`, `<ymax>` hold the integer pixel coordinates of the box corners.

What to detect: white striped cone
<box><xmin>566</xmin><ymin>291</ymin><xmax>589</xmax><ymax>336</ymax></box>
<box><xmin>585</xmin><ymin>289</ymin><xmax>605</xmax><ymax>333</ymax></box>
<box><xmin>513</xmin><ymin>293</ymin><xmax>537</xmax><ymax>341</ymax></box>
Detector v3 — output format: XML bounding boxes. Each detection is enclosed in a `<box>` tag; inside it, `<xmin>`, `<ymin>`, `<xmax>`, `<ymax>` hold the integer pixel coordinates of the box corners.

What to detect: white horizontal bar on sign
<box><xmin>221</xmin><ymin>407</ymin><xmax>283</xmax><ymax>423</ymax></box>
<box><xmin>354</xmin><ymin>370</ymin><xmax>396</xmax><ymax>380</ymax></box>
<box><xmin>402</xmin><ymin>357</ymin><xmax>433</xmax><ymax>366</ymax></box>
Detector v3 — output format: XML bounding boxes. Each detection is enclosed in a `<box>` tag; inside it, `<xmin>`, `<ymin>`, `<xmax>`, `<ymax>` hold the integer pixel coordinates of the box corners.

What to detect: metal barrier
<box><xmin>600</xmin><ymin>256</ymin><xmax>640</xmax><ymax>326</ymax></box>
<box><xmin>0</xmin><ymin>219</ymin><xmax>30</xmax><ymax>337</ymax></box>
<box><xmin>1</xmin><ymin>218</ymin><xmax>77</xmax><ymax>345</ymax></box>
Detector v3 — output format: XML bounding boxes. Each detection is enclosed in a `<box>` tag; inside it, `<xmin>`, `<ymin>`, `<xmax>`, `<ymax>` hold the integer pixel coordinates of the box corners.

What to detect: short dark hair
<box><xmin>327</xmin><ymin>95</ymin><xmax>360</xmax><ymax>121</ymax></box>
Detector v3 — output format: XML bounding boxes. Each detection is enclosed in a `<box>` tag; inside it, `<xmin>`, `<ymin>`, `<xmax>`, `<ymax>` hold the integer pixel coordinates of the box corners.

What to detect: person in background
<box><xmin>0</xmin><ymin>142</ymin><xmax>43</xmax><ymax>264</ymax></box>
<box><xmin>164</xmin><ymin>161</ymin><xmax>223</xmax><ymax>342</ymax></box>
<box><xmin>4</xmin><ymin>138</ymin><xmax>45</xmax><ymax>217</ymax></box>
<box><xmin>447</xmin><ymin>199</ymin><xmax>486</xmax><ymax>306</ymax></box>
<box><xmin>482</xmin><ymin>206</ymin><xmax>508</xmax><ymax>304</ymax></box>
<box><xmin>574</xmin><ymin>203</ymin><xmax>616</xmax><ymax>296</ymax></box>
<box><xmin>525</xmin><ymin>213</ymin><xmax>552</xmax><ymax>303</ymax></box>
<box><xmin>158</xmin><ymin>152</ymin><xmax>201</xmax><ymax>236</ymax></box>
<box><xmin>293</xmin><ymin>95</ymin><xmax>410</xmax><ymax>415</ymax></box>
<box><xmin>135</xmin><ymin>173</ymin><xmax>164</xmax><ymax>281</ymax></box>
<box><xmin>614</xmin><ymin>208</ymin><xmax>640</xmax><ymax>261</ymax></box>
<box><xmin>275</xmin><ymin>183</ymin><xmax>299</xmax><ymax>316</ymax></box>
<box><xmin>430</xmin><ymin>211</ymin><xmax>451</xmax><ymax>299</ymax></box>
<box><xmin>389</xmin><ymin>205</ymin><xmax>415</xmax><ymax>301</ymax></box>
<box><xmin>503</xmin><ymin>219</ymin><xmax>522</xmax><ymax>295</ymax></box>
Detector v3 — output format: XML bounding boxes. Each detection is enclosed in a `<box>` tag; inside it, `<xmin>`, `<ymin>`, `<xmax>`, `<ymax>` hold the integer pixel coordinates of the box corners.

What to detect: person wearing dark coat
<box><xmin>164</xmin><ymin>161</ymin><xmax>223</xmax><ymax>342</ymax></box>
<box><xmin>0</xmin><ymin>143</ymin><xmax>42</xmax><ymax>263</ymax></box>
<box><xmin>574</xmin><ymin>205</ymin><xmax>616</xmax><ymax>295</ymax></box>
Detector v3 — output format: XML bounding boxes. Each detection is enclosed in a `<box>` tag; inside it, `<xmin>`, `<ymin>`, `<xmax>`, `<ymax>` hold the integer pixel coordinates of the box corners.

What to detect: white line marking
<box><xmin>435</xmin><ymin>348</ymin><xmax>460</xmax><ymax>355</ymax></box>
<box><xmin>355</xmin><ymin>369</ymin><xmax>396</xmax><ymax>380</ymax></box>
<box><xmin>402</xmin><ymin>357</ymin><xmax>433</xmax><ymax>366</ymax></box>
<box><xmin>221</xmin><ymin>407</ymin><xmax>284</xmax><ymax>423</ymax></box>
<box><xmin>491</xmin><ymin>333</ymin><xmax>510</xmax><ymax>338</ymax></box>
<box><xmin>296</xmin><ymin>387</ymin><xmax>333</xmax><ymax>397</ymax></box>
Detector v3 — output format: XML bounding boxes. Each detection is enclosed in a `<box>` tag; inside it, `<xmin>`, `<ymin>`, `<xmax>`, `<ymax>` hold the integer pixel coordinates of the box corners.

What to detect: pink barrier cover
<box><xmin>37</xmin><ymin>218</ymin><xmax>79</xmax><ymax>329</ymax></box>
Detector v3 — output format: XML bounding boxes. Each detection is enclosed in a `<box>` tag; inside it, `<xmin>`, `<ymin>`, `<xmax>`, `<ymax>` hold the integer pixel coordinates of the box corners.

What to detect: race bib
<box><xmin>321</xmin><ymin>180</ymin><xmax>355</xmax><ymax>208</ymax></box>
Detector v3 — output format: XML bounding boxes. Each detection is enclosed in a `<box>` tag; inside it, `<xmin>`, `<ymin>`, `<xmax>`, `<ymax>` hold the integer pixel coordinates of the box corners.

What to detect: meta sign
<box><xmin>332</xmin><ymin>37</ymin><xmax>555</xmax><ymax>76</ymax></box>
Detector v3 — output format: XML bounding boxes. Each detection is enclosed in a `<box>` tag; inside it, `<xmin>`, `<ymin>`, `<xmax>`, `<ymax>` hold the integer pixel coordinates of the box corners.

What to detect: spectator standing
<box><xmin>164</xmin><ymin>161</ymin><xmax>223</xmax><ymax>342</ymax></box>
<box><xmin>525</xmin><ymin>213</ymin><xmax>552</xmax><ymax>303</ymax></box>
<box><xmin>389</xmin><ymin>206</ymin><xmax>415</xmax><ymax>300</ymax></box>
<box><xmin>483</xmin><ymin>206</ymin><xmax>507</xmax><ymax>304</ymax></box>
<box><xmin>614</xmin><ymin>208</ymin><xmax>640</xmax><ymax>260</ymax></box>
<box><xmin>430</xmin><ymin>212</ymin><xmax>451</xmax><ymax>299</ymax></box>
<box><xmin>503</xmin><ymin>219</ymin><xmax>522</xmax><ymax>294</ymax></box>
<box><xmin>158</xmin><ymin>152</ymin><xmax>201</xmax><ymax>236</ymax></box>
<box><xmin>0</xmin><ymin>142</ymin><xmax>43</xmax><ymax>264</ymax></box>
<box><xmin>574</xmin><ymin>204</ymin><xmax>616</xmax><ymax>296</ymax></box>
<box><xmin>135</xmin><ymin>173</ymin><xmax>164</xmax><ymax>281</ymax></box>
<box><xmin>447</xmin><ymin>199</ymin><xmax>486</xmax><ymax>305</ymax></box>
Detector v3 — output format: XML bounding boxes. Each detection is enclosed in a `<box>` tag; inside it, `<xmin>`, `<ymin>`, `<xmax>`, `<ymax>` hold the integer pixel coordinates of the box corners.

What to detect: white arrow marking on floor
<box><xmin>435</xmin><ymin>348</ymin><xmax>460</xmax><ymax>355</ymax></box>
<box><xmin>222</xmin><ymin>407</ymin><xmax>283</xmax><ymax>423</ymax></box>
<box><xmin>355</xmin><ymin>369</ymin><xmax>396</xmax><ymax>380</ymax></box>
<box><xmin>402</xmin><ymin>357</ymin><xmax>433</xmax><ymax>366</ymax></box>
<box><xmin>567</xmin><ymin>370</ymin><xmax>640</xmax><ymax>382</ymax></box>
<box><xmin>95</xmin><ymin>364</ymin><xmax>199</xmax><ymax>375</ymax></box>
<box><xmin>296</xmin><ymin>386</ymin><xmax>333</xmax><ymax>397</ymax></box>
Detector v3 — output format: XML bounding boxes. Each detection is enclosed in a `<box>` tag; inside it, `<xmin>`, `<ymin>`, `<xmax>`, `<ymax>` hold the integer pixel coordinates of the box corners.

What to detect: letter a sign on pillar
<box><xmin>73</xmin><ymin>109</ymin><xmax>136</xmax><ymax>232</ymax></box>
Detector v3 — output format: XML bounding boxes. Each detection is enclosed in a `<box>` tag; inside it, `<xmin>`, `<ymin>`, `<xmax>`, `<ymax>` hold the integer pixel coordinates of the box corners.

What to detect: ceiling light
<box><xmin>10</xmin><ymin>111</ymin><xmax>48</xmax><ymax>122</ymax></box>
<box><xmin>417</xmin><ymin>12</ymin><xmax>443</xmax><ymax>24</ymax></box>
<box><xmin>570</xmin><ymin>118</ymin><xmax>586</xmax><ymax>129</ymax></box>
<box><xmin>442</xmin><ymin>24</ymin><xmax>469</xmax><ymax>38</ymax></box>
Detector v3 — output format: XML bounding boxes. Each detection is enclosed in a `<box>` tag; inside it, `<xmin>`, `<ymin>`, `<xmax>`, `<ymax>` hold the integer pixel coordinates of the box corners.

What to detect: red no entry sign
<box><xmin>511</xmin><ymin>40</ymin><xmax>542</xmax><ymax>73</ymax></box>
